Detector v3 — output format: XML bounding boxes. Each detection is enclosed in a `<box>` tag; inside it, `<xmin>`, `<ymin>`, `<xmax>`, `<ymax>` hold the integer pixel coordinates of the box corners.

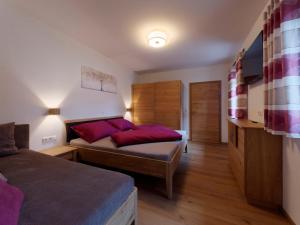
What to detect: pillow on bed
<box><xmin>71</xmin><ymin>121</ymin><xmax>118</xmax><ymax>143</ymax></box>
<box><xmin>0</xmin><ymin>122</ymin><xmax>19</xmax><ymax>157</ymax></box>
<box><xmin>0</xmin><ymin>180</ymin><xmax>24</xmax><ymax>225</ymax></box>
<box><xmin>107</xmin><ymin>118</ymin><xmax>136</xmax><ymax>131</ymax></box>
<box><xmin>111</xmin><ymin>126</ymin><xmax>182</xmax><ymax>147</ymax></box>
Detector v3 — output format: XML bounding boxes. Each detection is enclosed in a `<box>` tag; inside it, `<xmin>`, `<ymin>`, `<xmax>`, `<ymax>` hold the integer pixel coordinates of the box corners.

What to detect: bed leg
<box><xmin>166</xmin><ymin>173</ymin><xmax>173</xmax><ymax>200</ymax></box>
<box><xmin>184</xmin><ymin>144</ymin><xmax>188</xmax><ymax>153</ymax></box>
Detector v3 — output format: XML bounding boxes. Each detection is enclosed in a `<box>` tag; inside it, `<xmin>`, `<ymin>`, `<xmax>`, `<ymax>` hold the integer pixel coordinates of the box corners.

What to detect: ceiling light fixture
<box><xmin>148</xmin><ymin>31</ymin><xmax>168</xmax><ymax>48</ymax></box>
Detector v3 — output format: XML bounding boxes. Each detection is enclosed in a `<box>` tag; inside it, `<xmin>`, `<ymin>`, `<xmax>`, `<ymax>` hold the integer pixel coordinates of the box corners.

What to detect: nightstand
<box><xmin>42</xmin><ymin>146</ymin><xmax>78</xmax><ymax>161</ymax></box>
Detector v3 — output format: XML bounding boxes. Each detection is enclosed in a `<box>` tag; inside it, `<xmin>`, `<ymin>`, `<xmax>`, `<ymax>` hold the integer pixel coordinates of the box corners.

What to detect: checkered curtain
<box><xmin>264</xmin><ymin>0</ymin><xmax>300</xmax><ymax>138</ymax></box>
<box><xmin>228</xmin><ymin>52</ymin><xmax>248</xmax><ymax>119</ymax></box>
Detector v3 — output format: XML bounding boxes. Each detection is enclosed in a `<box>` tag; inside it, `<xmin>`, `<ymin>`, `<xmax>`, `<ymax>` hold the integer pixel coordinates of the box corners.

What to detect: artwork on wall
<box><xmin>81</xmin><ymin>65</ymin><xmax>117</xmax><ymax>94</ymax></box>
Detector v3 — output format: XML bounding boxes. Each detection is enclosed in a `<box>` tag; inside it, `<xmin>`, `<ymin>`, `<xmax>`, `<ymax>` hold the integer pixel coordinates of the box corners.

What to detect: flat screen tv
<box><xmin>242</xmin><ymin>31</ymin><xmax>263</xmax><ymax>84</ymax></box>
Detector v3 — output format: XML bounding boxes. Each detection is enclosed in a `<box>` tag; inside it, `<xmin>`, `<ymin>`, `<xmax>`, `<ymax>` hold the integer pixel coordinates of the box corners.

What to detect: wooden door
<box><xmin>190</xmin><ymin>81</ymin><xmax>221</xmax><ymax>143</ymax></box>
<box><xmin>132</xmin><ymin>83</ymin><xmax>155</xmax><ymax>125</ymax></box>
<box><xmin>155</xmin><ymin>81</ymin><xmax>182</xmax><ymax>130</ymax></box>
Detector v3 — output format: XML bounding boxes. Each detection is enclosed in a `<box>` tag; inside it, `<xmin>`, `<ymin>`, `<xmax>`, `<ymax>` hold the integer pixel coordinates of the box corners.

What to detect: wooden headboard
<box><xmin>65</xmin><ymin>116</ymin><xmax>123</xmax><ymax>143</ymax></box>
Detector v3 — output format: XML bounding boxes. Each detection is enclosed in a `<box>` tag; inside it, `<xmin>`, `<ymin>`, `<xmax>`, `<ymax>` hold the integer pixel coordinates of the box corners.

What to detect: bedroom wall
<box><xmin>136</xmin><ymin>63</ymin><xmax>230</xmax><ymax>143</ymax></box>
<box><xmin>242</xmin><ymin>3</ymin><xmax>300</xmax><ymax>224</ymax></box>
<box><xmin>0</xmin><ymin>2</ymin><xmax>136</xmax><ymax>150</ymax></box>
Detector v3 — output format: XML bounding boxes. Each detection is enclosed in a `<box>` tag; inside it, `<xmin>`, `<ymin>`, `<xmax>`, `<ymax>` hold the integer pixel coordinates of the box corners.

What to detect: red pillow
<box><xmin>111</xmin><ymin>127</ymin><xmax>182</xmax><ymax>147</ymax></box>
<box><xmin>71</xmin><ymin>121</ymin><xmax>118</xmax><ymax>143</ymax></box>
<box><xmin>0</xmin><ymin>180</ymin><xmax>24</xmax><ymax>225</ymax></box>
<box><xmin>107</xmin><ymin>118</ymin><xmax>136</xmax><ymax>131</ymax></box>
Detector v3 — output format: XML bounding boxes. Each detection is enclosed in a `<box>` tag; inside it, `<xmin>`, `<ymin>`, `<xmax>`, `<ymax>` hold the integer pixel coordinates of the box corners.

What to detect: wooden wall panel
<box><xmin>132</xmin><ymin>83</ymin><xmax>155</xmax><ymax>125</ymax></box>
<box><xmin>132</xmin><ymin>81</ymin><xmax>182</xmax><ymax>130</ymax></box>
<box><xmin>190</xmin><ymin>81</ymin><xmax>221</xmax><ymax>143</ymax></box>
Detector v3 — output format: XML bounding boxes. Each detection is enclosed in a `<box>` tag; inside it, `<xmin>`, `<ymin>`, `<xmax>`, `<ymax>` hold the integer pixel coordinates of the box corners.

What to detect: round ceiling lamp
<box><xmin>148</xmin><ymin>31</ymin><xmax>168</xmax><ymax>48</ymax></box>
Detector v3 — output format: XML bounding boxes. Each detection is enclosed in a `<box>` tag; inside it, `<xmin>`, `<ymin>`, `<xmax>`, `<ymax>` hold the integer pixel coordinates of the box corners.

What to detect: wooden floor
<box><xmin>134</xmin><ymin>142</ymin><xmax>290</xmax><ymax>225</ymax></box>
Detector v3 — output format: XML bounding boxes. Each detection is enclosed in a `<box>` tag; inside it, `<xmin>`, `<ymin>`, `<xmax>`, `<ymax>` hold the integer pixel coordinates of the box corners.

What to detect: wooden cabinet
<box><xmin>132</xmin><ymin>80</ymin><xmax>182</xmax><ymax>130</ymax></box>
<box><xmin>132</xmin><ymin>83</ymin><xmax>155</xmax><ymax>125</ymax></box>
<box><xmin>228</xmin><ymin>119</ymin><xmax>282</xmax><ymax>210</ymax></box>
<box><xmin>42</xmin><ymin>146</ymin><xmax>78</xmax><ymax>161</ymax></box>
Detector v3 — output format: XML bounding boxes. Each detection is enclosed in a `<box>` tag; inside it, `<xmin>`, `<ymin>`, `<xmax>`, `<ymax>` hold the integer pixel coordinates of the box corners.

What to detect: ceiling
<box><xmin>7</xmin><ymin>0</ymin><xmax>268</xmax><ymax>73</ymax></box>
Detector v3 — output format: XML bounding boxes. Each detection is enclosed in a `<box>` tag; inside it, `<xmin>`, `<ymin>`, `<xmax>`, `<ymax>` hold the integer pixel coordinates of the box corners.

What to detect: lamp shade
<box><xmin>148</xmin><ymin>31</ymin><xmax>168</xmax><ymax>48</ymax></box>
<box><xmin>48</xmin><ymin>108</ymin><xmax>61</xmax><ymax>115</ymax></box>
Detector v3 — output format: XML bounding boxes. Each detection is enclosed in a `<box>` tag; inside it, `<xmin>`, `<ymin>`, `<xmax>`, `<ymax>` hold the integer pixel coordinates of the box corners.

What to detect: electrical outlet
<box><xmin>42</xmin><ymin>136</ymin><xmax>57</xmax><ymax>145</ymax></box>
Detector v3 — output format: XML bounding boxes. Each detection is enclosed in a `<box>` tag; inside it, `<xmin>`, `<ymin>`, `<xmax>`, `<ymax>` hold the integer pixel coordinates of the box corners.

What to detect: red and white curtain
<box><xmin>264</xmin><ymin>0</ymin><xmax>300</xmax><ymax>138</ymax></box>
<box><xmin>228</xmin><ymin>52</ymin><xmax>248</xmax><ymax>119</ymax></box>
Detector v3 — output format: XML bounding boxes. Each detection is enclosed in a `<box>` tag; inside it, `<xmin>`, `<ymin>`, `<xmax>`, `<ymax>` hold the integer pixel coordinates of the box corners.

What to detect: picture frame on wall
<box><xmin>81</xmin><ymin>65</ymin><xmax>117</xmax><ymax>94</ymax></box>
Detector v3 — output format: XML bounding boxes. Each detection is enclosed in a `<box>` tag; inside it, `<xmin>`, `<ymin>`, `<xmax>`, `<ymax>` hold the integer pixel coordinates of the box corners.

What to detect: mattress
<box><xmin>71</xmin><ymin>136</ymin><xmax>184</xmax><ymax>161</ymax></box>
<box><xmin>0</xmin><ymin>150</ymin><xmax>134</xmax><ymax>225</ymax></box>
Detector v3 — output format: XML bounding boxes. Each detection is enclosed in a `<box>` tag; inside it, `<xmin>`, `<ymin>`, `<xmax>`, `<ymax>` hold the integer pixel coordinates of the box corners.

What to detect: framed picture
<box><xmin>81</xmin><ymin>65</ymin><xmax>117</xmax><ymax>94</ymax></box>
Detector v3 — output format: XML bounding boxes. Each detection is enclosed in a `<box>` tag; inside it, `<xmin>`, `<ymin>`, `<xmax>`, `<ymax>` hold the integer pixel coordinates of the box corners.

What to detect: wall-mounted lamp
<box><xmin>48</xmin><ymin>108</ymin><xmax>61</xmax><ymax>116</ymax></box>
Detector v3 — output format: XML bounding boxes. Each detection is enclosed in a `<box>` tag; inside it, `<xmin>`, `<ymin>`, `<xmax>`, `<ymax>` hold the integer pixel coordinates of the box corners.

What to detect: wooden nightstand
<box><xmin>42</xmin><ymin>146</ymin><xmax>78</xmax><ymax>161</ymax></box>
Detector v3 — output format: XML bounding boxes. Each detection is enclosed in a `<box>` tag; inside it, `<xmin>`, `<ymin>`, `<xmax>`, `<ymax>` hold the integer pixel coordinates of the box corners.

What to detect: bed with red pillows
<box><xmin>71</xmin><ymin>119</ymin><xmax>183</xmax><ymax>147</ymax></box>
<box><xmin>66</xmin><ymin>116</ymin><xmax>186</xmax><ymax>199</ymax></box>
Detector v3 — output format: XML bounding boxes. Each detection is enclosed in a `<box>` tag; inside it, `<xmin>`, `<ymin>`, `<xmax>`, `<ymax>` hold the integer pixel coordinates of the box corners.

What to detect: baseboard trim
<box><xmin>282</xmin><ymin>209</ymin><xmax>296</xmax><ymax>225</ymax></box>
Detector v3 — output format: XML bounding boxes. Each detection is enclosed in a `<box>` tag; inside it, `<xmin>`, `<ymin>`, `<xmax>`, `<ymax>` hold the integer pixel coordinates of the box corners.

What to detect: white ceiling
<box><xmin>8</xmin><ymin>0</ymin><xmax>268</xmax><ymax>73</ymax></box>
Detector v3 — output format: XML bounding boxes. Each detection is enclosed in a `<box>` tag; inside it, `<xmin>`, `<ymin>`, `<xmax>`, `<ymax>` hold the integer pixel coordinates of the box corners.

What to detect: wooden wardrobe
<box><xmin>132</xmin><ymin>80</ymin><xmax>182</xmax><ymax>130</ymax></box>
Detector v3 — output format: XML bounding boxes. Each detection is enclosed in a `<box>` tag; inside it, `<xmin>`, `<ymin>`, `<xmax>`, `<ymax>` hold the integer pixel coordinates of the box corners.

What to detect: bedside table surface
<box><xmin>42</xmin><ymin>146</ymin><xmax>77</xmax><ymax>157</ymax></box>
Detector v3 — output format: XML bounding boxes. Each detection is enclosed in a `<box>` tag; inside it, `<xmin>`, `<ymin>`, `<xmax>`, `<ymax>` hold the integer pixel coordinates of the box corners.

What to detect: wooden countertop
<box><xmin>228</xmin><ymin>118</ymin><xmax>264</xmax><ymax>129</ymax></box>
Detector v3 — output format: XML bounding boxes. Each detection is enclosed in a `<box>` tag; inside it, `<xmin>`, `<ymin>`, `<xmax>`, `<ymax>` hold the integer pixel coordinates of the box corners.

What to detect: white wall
<box><xmin>0</xmin><ymin>2</ymin><xmax>136</xmax><ymax>150</ymax></box>
<box><xmin>137</xmin><ymin>63</ymin><xmax>230</xmax><ymax>143</ymax></box>
<box><xmin>242</xmin><ymin>3</ymin><xmax>300</xmax><ymax>224</ymax></box>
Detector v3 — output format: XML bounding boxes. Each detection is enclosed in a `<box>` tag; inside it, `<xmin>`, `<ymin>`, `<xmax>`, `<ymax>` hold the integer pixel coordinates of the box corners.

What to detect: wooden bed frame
<box><xmin>65</xmin><ymin>116</ymin><xmax>184</xmax><ymax>199</ymax></box>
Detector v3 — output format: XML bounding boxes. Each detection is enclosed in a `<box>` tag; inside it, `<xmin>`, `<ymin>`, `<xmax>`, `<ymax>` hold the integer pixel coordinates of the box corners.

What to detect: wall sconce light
<box><xmin>48</xmin><ymin>108</ymin><xmax>61</xmax><ymax>116</ymax></box>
